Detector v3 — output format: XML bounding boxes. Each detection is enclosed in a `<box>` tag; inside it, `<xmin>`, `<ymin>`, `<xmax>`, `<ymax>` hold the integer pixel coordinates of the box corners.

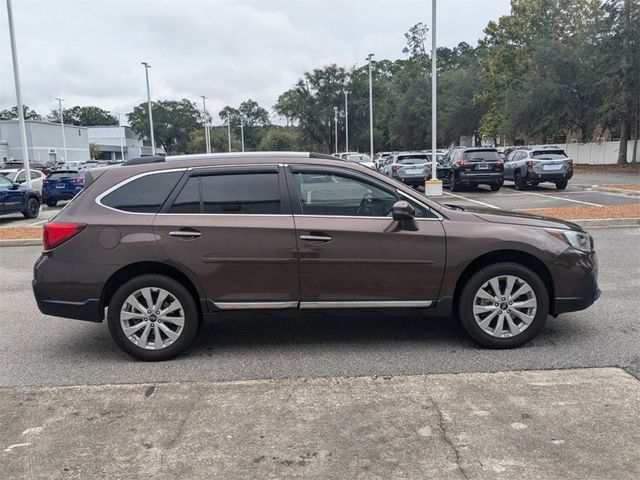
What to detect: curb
<box><xmin>0</xmin><ymin>239</ymin><xmax>42</xmax><ymax>247</ymax></box>
<box><xmin>572</xmin><ymin>217</ymin><xmax>640</xmax><ymax>228</ymax></box>
<box><xmin>593</xmin><ymin>185</ymin><xmax>640</xmax><ymax>196</ymax></box>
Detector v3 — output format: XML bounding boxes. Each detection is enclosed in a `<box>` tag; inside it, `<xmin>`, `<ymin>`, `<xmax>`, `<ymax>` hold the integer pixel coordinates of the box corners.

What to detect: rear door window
<box><xmin>169</xmin><ymin>172</ymin><xmax>282</xmax><ymax>214</ymax></box>
<box><xmin>101</xmin><ymin>171</ymin><xmax>183</xmax><ymax>213</ymax></box>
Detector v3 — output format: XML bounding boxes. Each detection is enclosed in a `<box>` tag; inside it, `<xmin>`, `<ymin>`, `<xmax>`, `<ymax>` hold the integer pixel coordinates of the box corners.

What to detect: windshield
<box><xmin>465</xmin><ymin>150</ymin><xmax>500</xmax><ymax>161</ymax></box>
<box><xmin>532</xmin><ymin>150</ymin><xmax>567</xmax><ymax>159</ymax></box>
<box><xmin>0</xmin><ymin>171</ymin><xmax>18</xmax><ymax>181</ymax></box>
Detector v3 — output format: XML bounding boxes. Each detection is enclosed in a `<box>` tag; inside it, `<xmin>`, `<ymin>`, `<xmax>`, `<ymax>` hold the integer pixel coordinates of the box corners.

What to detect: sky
<box><xmin>1</xmin><ymin>0</ymin><xmax>511</xmax><ymax>125</ymax></box>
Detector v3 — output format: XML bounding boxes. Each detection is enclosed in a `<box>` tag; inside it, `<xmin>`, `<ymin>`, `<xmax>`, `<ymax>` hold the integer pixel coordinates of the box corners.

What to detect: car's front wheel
<box><xmin>22</xmin><ymin>197</ymin><xmax>40</xmax><ymax>219</ymax></box>
<box><xmin>458</xmin><ymin>263</ymin><xmax>549</xmax><ymax>348</ymax></box>
<box><xmin>107</xmin><ymin>274</ymin><xmax>200</xmax><ymax>361</ymax></box>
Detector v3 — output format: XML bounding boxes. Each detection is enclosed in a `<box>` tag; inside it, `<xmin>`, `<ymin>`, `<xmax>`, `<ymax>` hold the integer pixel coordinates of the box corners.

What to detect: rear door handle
<box><xmin>169</xmin><ymin>229</ymin><xmax>201</xmax><ymax>239</ymax></box>
<box><xmin>300</xmin><ymin>233</ymin><xmax>332</xmax><ymax>242</ymax></box>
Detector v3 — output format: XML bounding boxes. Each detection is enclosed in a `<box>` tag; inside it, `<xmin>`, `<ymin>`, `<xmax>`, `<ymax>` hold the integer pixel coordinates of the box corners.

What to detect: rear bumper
<box><xmin>32</xmin><ymin>279</ymin><xmax>102</xmax><ymax>322</ymax></box>
<box><xmin>458</xmin><ymin>172</ymin><xmax>503</xmax><ymax>185</ymax></box>
<box><xmin>528</xmin><ymin>170</ymin><xmax>573</xmax><ymax>182</ymax></box>
<box><xmin>397</xmin><ymin>175</ymin><xmax>428</xmax><ymax>186</ymax></box>
<box><xmin>42</xmin><ymin>189</ymin><xmax>80</xmax><ymax>201</ymax></box>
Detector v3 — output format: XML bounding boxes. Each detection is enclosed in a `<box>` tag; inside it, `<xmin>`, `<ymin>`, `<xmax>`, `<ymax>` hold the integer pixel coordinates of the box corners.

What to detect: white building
<box><xmin>0</xmin><ymin>119</ymin><xmax>89</xmax><ymax>163</ymax></box>
<box><xmin>87</xmin><ymin>125</ymin><xmax>165</xmax><ymax>161</ymax></box>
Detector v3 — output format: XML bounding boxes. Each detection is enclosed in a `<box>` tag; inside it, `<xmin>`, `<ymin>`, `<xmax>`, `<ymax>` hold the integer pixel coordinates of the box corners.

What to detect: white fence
<box><xmin>511</xmin><ymin>140</ymin><xmax>638</xmax><ymax>165</ymax></box>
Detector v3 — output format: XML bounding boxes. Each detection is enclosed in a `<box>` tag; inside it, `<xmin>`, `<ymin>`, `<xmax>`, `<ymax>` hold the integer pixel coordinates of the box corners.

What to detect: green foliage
<box><xmin>127</xmin><ymin>99</ymin><xmax>203</xmax><ymax>155</ymax></box>
<box><xmin>47</xmin><ymin>105</ymin><xmax>118</xmax><ymax>126</ymax></box>
<box><xmin>0</xmin><ymin>105</ymin><xmax>42</xmax><ymax>120</ymax></box>
<box><xmin>258</xmin><ymin>127</ymin><xmax>303</xmax><ymax>151</ymax></box>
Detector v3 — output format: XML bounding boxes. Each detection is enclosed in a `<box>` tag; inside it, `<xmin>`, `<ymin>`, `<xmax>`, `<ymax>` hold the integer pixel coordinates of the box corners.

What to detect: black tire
<box><xmin>458</xmin><ymin>262</ymin><xmax>549</xmax><ymax>348</ymax></box>
<box><xmin>514</xmin><ymin>172</ymin><xmax>526</xmax><ymax>190</ymax></box>
<box><xmin>22</xmin><ymin>196</ymin><xmax>40</xmax><ymax>219</ymax></box>
<box><xmin>107</xmin><ymin>274</ymin><xmax>200</xmax><ymax>361</ymax></box>
<box><xmin>45</xmin><ymin>200</ymin><xmax>58</xmax><ymax>207</ymax></box>
<box><xmin>449</xmin><ymin>172</ymin><xmax>459</xmax><ymax>192</ymax></box>
<box><xmin>555</xmin><ymin>180</ymin><xmax>568</xmax><ymax>190</ymax></box>
<box><xmin>490</xmin><ymin>183</ymin><xmax>502</xmax><ymax>192</ymax></box>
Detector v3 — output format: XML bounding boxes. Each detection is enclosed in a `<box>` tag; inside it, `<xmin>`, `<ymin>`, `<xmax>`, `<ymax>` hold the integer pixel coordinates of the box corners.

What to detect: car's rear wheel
<box><xmin>107</xmin><ymin>274</ymin><xmax>200</xmax><ymax>361</ymax></box>
<box><xmin>490</xmin><ymin>182</ymin><xmax>502</xmax><ymax>192</ymax></box>
<box><xmin>458</xmin><ymin>263</ymin><xmax>549</xmax><ymax>348</ymax></box>
<box><xmin>45</xmin><ymin>200</ymin><xmax>58</xmax><ymax>207</ymax></box>
<box><xmin>555</xmin><ymin>180</ymin><xmax>568</xmax><ymax>190</ymax></box>
<box><xmin>514</xmin><ymin>172</ymin><xmax>526</xmax><ymax>190</ymax></box>
<box><xmin>22</xmin><ymin>197</ymin><xmax>40</xmax><ymax>219</ymax></box>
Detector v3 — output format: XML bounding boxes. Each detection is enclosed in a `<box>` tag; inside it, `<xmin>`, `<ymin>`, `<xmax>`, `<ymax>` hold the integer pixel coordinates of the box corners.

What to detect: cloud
<box><xmin>0</xmin><ymin>0</ymin><xmax>510</xmax><ymax>124</ymax></box>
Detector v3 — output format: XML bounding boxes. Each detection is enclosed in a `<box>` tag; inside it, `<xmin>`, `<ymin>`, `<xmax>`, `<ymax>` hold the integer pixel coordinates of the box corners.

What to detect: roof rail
<box><xmin>121</xmin><ymin>155</ymin><xmax>166</xmax><ymax>166</ymax></box>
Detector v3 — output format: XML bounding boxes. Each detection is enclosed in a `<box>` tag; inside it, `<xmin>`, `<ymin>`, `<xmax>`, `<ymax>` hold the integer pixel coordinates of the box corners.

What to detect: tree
<box><xmin>89</xmin><ymin>143</ymin><xmax>101</xmax><ymax>160</ymax></box>
<box><xmin>0</xmin><ymin>105</ymin><xmax>42</xmax><ymax>120</ymax></box>
<box><xmin>258</xmin><ymin>127</ymin><xmax>302</xmax><ymax>151</ymax></box>
<box><xmin>48</xmin><ymin>106</ymin><xmax>118</xmax><ymax>126</ymax></box>
<box><xmin>127</xmin><ymin>99</ymin><xmax>203</xmax><ymax>155</ymax></box>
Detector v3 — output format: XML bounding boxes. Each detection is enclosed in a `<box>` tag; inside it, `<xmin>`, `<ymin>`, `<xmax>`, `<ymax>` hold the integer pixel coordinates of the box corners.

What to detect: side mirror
<box><xmin>392</xmin><ymin>200</ymin><xmax>418</xmax><ymax>231</ymax></box>
<box><xmin>10</xmin><ymin>182</ymin><xmax>20</xmax><ymax>190</ymax></box>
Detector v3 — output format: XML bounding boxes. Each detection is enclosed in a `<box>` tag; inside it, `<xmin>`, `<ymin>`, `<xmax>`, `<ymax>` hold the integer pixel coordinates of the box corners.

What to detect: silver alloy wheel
<box><xmin>120</xmin><ymin>287</ymin><xmax>185</xmax><ymax>350</ymax></box>
<box><xmin>472</xmin><ymin>275</ymin><xmax>537</xmax><ymax>338</ymax></box>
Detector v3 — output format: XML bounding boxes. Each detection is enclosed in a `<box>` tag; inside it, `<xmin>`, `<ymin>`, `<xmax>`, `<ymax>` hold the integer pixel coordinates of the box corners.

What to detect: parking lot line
<box><xmin>442</xmin><ymin>192</ymin><xmax>501</xmax><ymax>209</ymax></box>
<box><xmin>30</xmin><ymin>220</ymin><xmax>48</xmax><ymax>226</ymax></box>
<box><xmin>518</xmin><ymin>191</ymin><xmax>603</xmax><ymax>207</ymax></box>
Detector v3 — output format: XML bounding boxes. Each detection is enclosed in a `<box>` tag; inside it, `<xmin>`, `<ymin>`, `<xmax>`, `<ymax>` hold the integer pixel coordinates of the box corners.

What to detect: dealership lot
<box><xmin>0</xmin><ymin>225</ymin><xmax>638</xmax><ymax>387</ymax></box>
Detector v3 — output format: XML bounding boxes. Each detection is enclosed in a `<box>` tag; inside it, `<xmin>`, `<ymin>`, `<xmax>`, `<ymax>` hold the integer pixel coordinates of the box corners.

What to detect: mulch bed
<box><xmin>521</xmin><ymin>204</ymin><xmax>640</xmax><ymax>220</ymax></box>
<box><xmin>574</xmin><ymin>164</ymin><xmax>640</xmax><ymax>173</ymax></box>
<box><xmin>0</xmin><ymin>227</ymin><xmax>42</xmax><ymax>241</ymax></box>
<box><xmin>599</xmin><ymin>184</ymin><xmax>640</xmax><ymax>192</ymax></box>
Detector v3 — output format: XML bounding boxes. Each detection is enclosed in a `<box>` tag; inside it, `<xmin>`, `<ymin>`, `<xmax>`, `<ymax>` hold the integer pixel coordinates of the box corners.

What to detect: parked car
<box><xmin>342</xmin><ymin>153</ymin><xmax>376</xmax><ymax>170</ymax></box>
<box><xmin>504</xmin><ymin>148</ymin><xmax>574</xmax><ymax>190</ymax></box>
<box><xmin>374</xmin><ymin>152</ymin><xmax>393</xmax><ymax>170</ymax></box>
<box><xmin>442</xmin><ymin>147</ymin><xmax>504</xmax><ymax>191</ymax></box>
<box><xmin>381</xmin><ymin>152</ymin><xmax>431</xmax><ymax>187</ymax></box>
<box><xmin>4</xmin><ymin>161</ymin><xmax>55</xmax><ymax>176</ymax></box>
<box><xmin>0</xmin><ymin>168</ymin><xmax>45</xmax><ymax>193</ymax></box>
<box><xmin>42</xmin><ymin>170</ymin><xmax>84</xmax><ymax>207</ymax></box>
<box><xmin>32</xmin><ymin>152</ymin><xmax>599</xmax><ymax>360</ymax></box>
<box><xmin>0</xmin><ymin>173</ymin><xmax>41</xmax><ymax>218</ymax></box>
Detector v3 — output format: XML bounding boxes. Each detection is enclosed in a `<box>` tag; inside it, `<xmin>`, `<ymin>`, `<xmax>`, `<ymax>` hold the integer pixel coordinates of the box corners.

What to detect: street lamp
<box><xmin>113</xmin><ymin>112</ymin><xmax>126</xmax><ymax>161</ymax></box>
<box><xmin>6</xmin><ymin>0</ymin><xmax>31</xmax><ymax>187</ymax></box>
<box><xmin>367</xmin><ymin>53</ymin><xmax>375</xmax><ymax>159</ymax></box>
<box><xmin>55</xmin><ymin>97</ymin><xmax>68</xmax><ymax>163</ymax></box>
<box><xmin>201</xmin><ymin>95</ymin><xmax>211</xmax><ymax>154</ymax></box>
<box><xmin>425</xmin><ymin>0</ymin><xmax>443</xmax><ymax>196</ymax></box>
<box><xmin>333</xmin><ymin>106</ymin><xmax>338</xmax><ymax>154</ymax></box>
<box><xmin>240</xmin><ymin>116</ymin><xmax>245</xmax><ymax>152</ymax></box>
<box><xmin>227</xmin><ymin>114</ymin><xmax>232</xmax><ymax>152</ymax></box>
<box><xmin>344</xmin><ymin>91</ymin><xmax>349</xmax><ymax>152</ymax></box>
<box><xmin>141</xmin><ymin>62</ymin><xmax>156</xmax><ymax>155</ymax></box>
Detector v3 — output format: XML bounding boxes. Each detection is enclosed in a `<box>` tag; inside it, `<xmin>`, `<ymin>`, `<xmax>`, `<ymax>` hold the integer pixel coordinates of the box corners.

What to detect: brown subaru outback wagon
<box><xmin>33</xmin><ymin>152</ymin><xmax>599</xmax><ymax>360</ymax></box>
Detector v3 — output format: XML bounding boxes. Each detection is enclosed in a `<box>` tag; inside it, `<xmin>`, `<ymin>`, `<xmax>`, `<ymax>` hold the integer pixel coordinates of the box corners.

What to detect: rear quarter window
<box><xmin>100</xmin><ymin>171</ymin><xmax>183</xmax><ymax>213</ymax></box>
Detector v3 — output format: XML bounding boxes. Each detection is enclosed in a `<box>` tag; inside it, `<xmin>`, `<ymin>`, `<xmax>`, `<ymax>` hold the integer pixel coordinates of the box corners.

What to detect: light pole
<box><xmin>367</xmin><ymin>53</ymin><xmax>375</xmax><ymax>159</ymax></box>
<box><xmin>55</xmin><ymin>98</ymin><xmax>68</xmax><ymax>163</ymax></box>
<box><xmin>425</xmin><ymin>0</ymin><xmax>442</xmax><ymax>195</ymax></box>
<box><xmin>114</xmin><ymin>112</ymin><xmax>125</xmax><ymax>161</ymax></box>
<box><xmin>141</xmin><ymin>62</ymin><xmax>156</xmax><ymax>155</ymax></box>
<box><xmin>333</xmin><ymin>106</ymin><xmax>338</xmax><ymax>153</ymax></box>
<box><xmin>6</xmin><ymin>0</ymin><xmax>31</xmax><ymax>187</ymax></box>
<box><xmin>240</xmin><ymin>116</ymin><xmax>245</xmax><ymax>152</ymax></box>
<box><xmin>227</xmin><ymin>114</ymin><xmax>232</xmax><ymax>152</ymax></box>
<box><xmin>201</xmin><ymin>95</ymin><xmax>211</xmax><ymax>154</ymax></box>
<box><xmin>344</xmin><ymin>91</ymin><xmax>349</xmax><ymax>152</ymax></box>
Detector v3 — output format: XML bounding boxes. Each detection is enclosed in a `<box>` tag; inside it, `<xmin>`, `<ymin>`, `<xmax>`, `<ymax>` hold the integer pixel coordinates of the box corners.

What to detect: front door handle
<box><xmin>300</xmin><ymin>233</ymin><xmax>332</xmax><ymax>242</ymax></box>
<box><xmin>169</xmin><ymin>229</ymin><xmax>201</xmax><ymax>239</ymax></box>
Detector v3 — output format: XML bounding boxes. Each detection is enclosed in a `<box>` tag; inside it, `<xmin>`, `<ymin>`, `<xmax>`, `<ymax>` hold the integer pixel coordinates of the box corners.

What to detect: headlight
<box><xmin>545</xmin><ymin>228</ymin><xmax>593</xmax><ymax>252</ymax></box>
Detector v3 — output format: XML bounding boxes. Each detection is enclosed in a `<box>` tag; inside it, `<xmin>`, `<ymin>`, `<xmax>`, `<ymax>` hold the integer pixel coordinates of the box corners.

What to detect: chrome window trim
<box><xmin>214</xmin><ymin>301</ymin><xmax>299</xmax><ymax>310</ymax></box>
<box><xmin>156</xmin><ymin>213</ymin><xmax>291</xmax><ymax>217</ymax></box>
<box><xmin>292</xmin><ymin>214</ymin><xmax>441</xmax><ymax>222</ymax></box>
<box><xmin>300</xmin><ymin>300</ymin><xmax>433</xmax><ymax>309</ymax></box>
<box><xmin>94</xmin><ymin>168</ymin><xmax>188</xmax><ymax>215</ymax></box>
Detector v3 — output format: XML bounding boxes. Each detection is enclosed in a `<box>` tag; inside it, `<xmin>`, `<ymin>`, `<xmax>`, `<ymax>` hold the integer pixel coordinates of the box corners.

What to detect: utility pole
<box><xmin>6</xmin><ymin>0</ymin><xmax>31</xmax><ymax>187</ymax></box>
<box><xmin>367</xmin><ymin>53</ymin><xmax>375</xmax><ymax>159</ymax></box>
<box><xmin>334</xmin><ymin>106</ymin><xmax>338</xmax><ymax>153</ymax></box>
<box><xmin>240</xmin><ymin>117</ymin><xmax>245</xmax><ymax>152</ymax></box>
<box><xmin>344</xmin><ymin>91</ymin><xmax>349</xmax><ymax>152</ymax></box>
<box><xmin>114</xmin><ymin>112</ymin><xmax>125</xmax><ymax>161</ymax></box>
<box><xmin>141</xmin><ymin>62</ymin><xmax>156</xmax><ymax>155</ymax></box>
<box><xmin>55</xmin><ymin>97</ymin><xmax>68</xmax><ymax>163</ymax></box>
<box><xmin>201</xmin><ymin>96</ymin><xmax>211</xmax><ymax>154</ymax></box>
<box><xmin>431</xmin><ymin>0</ymin><xmax>437</xmax><ymax>180</ymax></box>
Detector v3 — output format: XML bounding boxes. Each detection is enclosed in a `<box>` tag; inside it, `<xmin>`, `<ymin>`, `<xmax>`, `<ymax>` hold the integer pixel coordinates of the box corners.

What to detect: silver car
<box><xmin>504</xmin><ymin>147</ymin><xmax>574</xmax><ymax>190</ymax></box>
<box><xmin>381</xmin><ymin>153</ymin><xmax>431</xmax><ymax>187</ymax></box>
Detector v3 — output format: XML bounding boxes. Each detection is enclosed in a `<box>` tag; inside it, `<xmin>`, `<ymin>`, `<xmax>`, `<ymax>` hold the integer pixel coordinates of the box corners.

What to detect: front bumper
<box><xmin>551</xmin><ymin>249</ymin><xmax>600</xmax><ymax>315</ymax></box>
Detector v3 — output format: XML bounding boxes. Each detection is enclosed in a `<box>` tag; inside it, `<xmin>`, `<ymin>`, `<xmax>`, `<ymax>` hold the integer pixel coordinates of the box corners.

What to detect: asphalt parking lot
<box><xmin>1</xmin><ymin>226</ymin><xmax>638</xmax><ymax>388</ymax></box>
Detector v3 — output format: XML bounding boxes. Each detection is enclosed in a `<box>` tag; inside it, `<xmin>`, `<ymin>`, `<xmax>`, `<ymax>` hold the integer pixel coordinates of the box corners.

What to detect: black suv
<box><xmin>441</xmin><ymin>147</ymin><xmax>504</xmax><ymax>191</ymax></box>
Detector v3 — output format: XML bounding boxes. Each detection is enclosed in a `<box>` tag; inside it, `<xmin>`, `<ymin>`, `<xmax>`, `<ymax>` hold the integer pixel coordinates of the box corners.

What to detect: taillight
<box><xmin>73</xmin><ymin>178</ymin><xmax>84</xmax><ymax>184</ymax></box>
<box><xmin>496</xmin><ymin>159</ymin><xmax>504</xmax><ymax>165</ymax></box>
<box><xmin>456</xmin><ymin>159</ymin><xmax>470</xmax><ymax>167</ymax></box>
<box><xmin>392</xmin><ymin>165</ymin><xmax>399</xmax><ymax>172</ymax></box>
<box><xmin>43</xmin><ymin>223</ymin><xmax>86</xmax><ymax>251</ymax></box>
<box><xmin>527</xmin><ymin>160</ymin><xmax>534</xmax><ymax>168</ymax></box>
<box><xmin>567</xmin><ymin>159</ymin><xmax>574</xmax><ymax>166</ymax></box>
